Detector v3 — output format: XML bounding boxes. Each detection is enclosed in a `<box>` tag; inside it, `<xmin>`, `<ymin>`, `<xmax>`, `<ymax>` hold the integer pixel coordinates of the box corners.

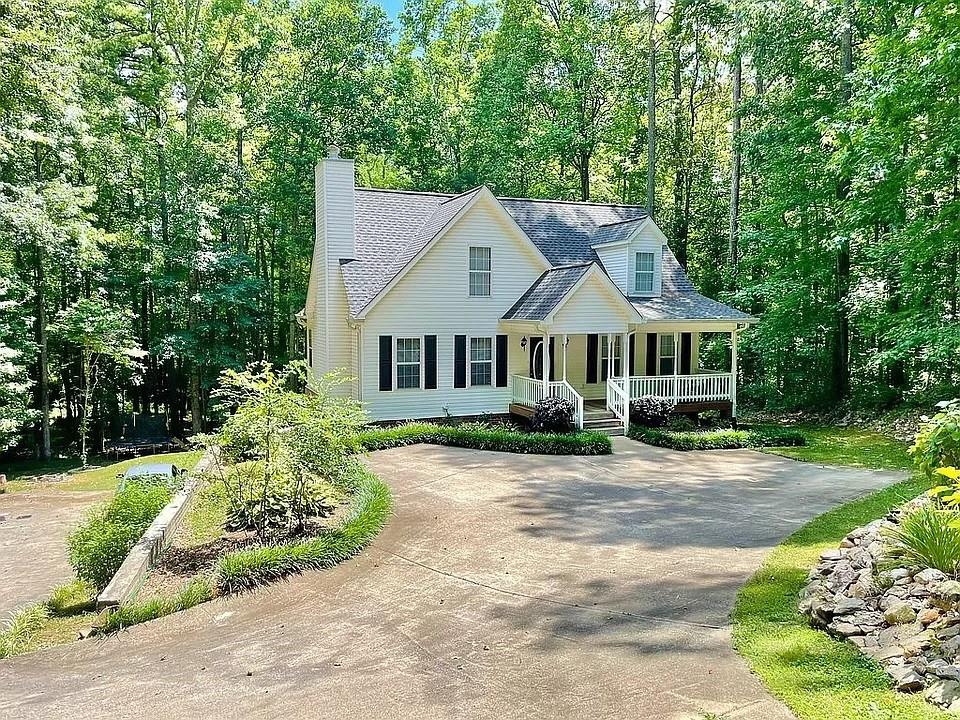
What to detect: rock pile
<box><xmin>800</xmin><ymin>504</ymin><xmax>960</xmax><ymax>712</ymax></box>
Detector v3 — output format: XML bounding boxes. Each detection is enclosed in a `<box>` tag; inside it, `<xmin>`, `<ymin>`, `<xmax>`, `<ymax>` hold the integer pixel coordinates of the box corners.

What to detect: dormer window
<box><xmin>635</xmin><ymin>251</ymin><xmax>655</xmax><ymax>293</ymax></box>
<box><xmin>469</xmin><ymin>246</ymin><xmax>491</xmax><ymax>296</ymax></box>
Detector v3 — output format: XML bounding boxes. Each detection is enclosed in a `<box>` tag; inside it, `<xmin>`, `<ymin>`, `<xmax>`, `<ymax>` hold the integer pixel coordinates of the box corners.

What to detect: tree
<box><xmin>51</xmin><ymin>297</ymin><xmax>145</xmax><ymax>465</ymax></box>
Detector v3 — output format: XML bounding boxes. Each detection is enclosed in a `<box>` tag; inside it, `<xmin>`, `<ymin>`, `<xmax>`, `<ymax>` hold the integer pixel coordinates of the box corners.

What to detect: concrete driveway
<box><xmin>0</xmin><ymin>439</ymin><xmax>904</xmax><ymax>719</ymax></box>
<box><xmin>0</xmin><ymin>490</ymin><xmax>106</xmax><ymax>618</ymax></box>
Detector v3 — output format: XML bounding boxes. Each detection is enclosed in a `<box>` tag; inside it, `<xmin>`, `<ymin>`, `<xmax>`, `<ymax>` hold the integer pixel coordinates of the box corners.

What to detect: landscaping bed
<box><xmin>628</xmin><ymin>424</ymin><xmax>805</xmax><ymax>451</ymax></box>
<box><xmin>800</xmin><ymin>498</ymin><xmax>960</xmax><ymax>711</ymax></box>
<box><xmin>358</xmin><ymin>421</ymin><xmax>612</xmax><ymax>455</ymax></box>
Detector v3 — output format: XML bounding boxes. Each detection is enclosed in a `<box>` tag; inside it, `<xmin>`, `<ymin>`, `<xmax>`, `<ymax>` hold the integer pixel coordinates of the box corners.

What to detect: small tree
<box><xmin>51</xmin><ymin>297</ymin><xmax>144</xmax><ymax>465</ymax></box>
<box><xmin>194</xmin><ymin>362</ymin><xmax>367</xmax><ymax>535</ymax></box>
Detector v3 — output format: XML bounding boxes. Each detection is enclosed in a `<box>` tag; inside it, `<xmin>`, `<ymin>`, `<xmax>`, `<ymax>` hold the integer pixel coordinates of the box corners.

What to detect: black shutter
<box><xmin>424</xmin><ymin>335</ymin><xmax>438</xmax><ymax>389</ymax></box>
<box><xmin>680</xmin><ymin>332</ymin><xmax>692</xmax><ymax>375</ymax></box>
<box><xmin>629</xmin><ymin>334</ymin><xmax>636</xmax><ymax>376</ymax></box>
<box><xmin>645</xmin><ymin>333</ymin><xmax>658</xmax><ymax>376</ymax></box>
<box><xmin>586</xmin><ymin>334</ymin><xmax>598</xmax><ymax>383</ymax></box>
<box><xmin>495</xmin><ymin>335</ymin><xmax>508</xmax><ymax>387</ymax></box>
<box><xmin>454</xmin><ymin>335</ymin><xmax>467</xmax><ymax>388</ymax></box>
<box><xmin>529</xmin><ymin>336</ymin><xmax>542</xmax><ymax>377</ymax></box>
<box><xmin>378</xmin><ymin>335</ymin><xmax>393</xmax><ymax>391</ymax></box>
<box><xmin>549</xmin><ymin>337</ymin><xmax>556</xmax><ymax>381</ymax></box>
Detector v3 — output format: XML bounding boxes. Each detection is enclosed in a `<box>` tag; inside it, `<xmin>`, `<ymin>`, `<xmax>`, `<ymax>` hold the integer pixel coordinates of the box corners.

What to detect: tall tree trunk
<box><xmin>729</xmin><ymin>47</ymin><xmax>742</xmax><ymax>284</ymax></box>
<box><xmin>646</xmin><ymin>0</ymin><xmax>658</xmax><ymax>217</ymax></box>
<box><xmin>33</xmin><ymin>242</ymin><xmax>51</xmax><ymax>461</ymax></box>
<box><xmin>833</xmin><ymin>0</ymin><xmax>853</xmax><ymax>399</ymax></box>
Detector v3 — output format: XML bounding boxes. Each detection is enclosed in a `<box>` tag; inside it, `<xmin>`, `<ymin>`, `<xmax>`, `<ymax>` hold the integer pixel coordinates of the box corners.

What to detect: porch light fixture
<box><xmin>520</xmin><ymin>336</ymin><xmax>527</xmax><ymax>350</ymax></box>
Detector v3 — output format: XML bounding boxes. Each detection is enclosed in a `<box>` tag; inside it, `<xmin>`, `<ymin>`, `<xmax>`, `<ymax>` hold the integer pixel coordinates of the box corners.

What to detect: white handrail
<box><xmin>606</xmin><ymin>377</ymin><xmax>628</xmax><ymax>431</ymax></box>
<box><xmin>510</xmin><ymin>375</ymin><xmax>584</xmax><ymax>429</ymax></box>
<box><xmin>629</xmin><ymin>373</ymin><xmax>732</xmax><ymax>403</ymax></box>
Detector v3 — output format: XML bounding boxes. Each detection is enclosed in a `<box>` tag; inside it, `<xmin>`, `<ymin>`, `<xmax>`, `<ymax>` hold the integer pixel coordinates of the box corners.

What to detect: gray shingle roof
<box><xmin>340</xmin><ymin>187</ymin><xmax>753</xmax><ymax>323</ymax></box>
<box><xmin>501</xmin><ymin>263</ymin><xmax>592</xmax><ymax>320</ymax></box>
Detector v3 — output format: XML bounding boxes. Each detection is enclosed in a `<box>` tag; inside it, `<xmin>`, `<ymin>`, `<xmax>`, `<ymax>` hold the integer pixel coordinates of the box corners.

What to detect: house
<box><xmin>302</xmin><ymin>146</ymin><xmax>756</xmax><ymax>434</ymax></box>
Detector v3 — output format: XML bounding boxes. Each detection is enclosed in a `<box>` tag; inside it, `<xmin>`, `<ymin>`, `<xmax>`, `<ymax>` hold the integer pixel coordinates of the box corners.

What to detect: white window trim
<box><xmin>467</xmin><ymin>335</ymin><xmax>494</xmax><ymax>388</ymax></box>
<box><xmin>306</xmin><ymin>328</ymin><xmax>313</xmax><ymax>368</ymax></box>
<box><xmin>599</xmin><ymin>335</ymin><xmax>622</xmax><ymax>382</ymax></box>
<box><xmin>468</xmin><ymin>246</ymin><xmax>492</xmax><ymax>298</ymax></box>
<box><xmin>635</xmin><ymin>251</ymin><xmax>655</xmax><ymax>294</ymax></box>
<box><xmin>395</xmin><ymin>335</ymin><xmax>424</xmax><ymax>391</ymax></box>
<box><xmin>658</xmin><ymin>334</ymin><xmax>676</xmax><ymax>376</ymax></box>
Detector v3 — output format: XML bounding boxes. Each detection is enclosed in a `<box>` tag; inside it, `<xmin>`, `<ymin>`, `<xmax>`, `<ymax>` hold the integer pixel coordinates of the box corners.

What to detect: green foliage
<box><xmin>67</xmin><ymin>481</ymin><xmax>172</xmax><ymax>590</ymax></box>
<box><xmin>0</xmin><ymin>605</ymin><xmax>50</xmax><ymax>659</ymax></box>
<box><xmin>733</xmin><ymin>475</ymin><xmax>945</xmax><ymax>720</ymax></box>
<box><xmin>357</xmin><ymin>422</ymin><xmax>612</xmax><ymax>455</ymax></box>
<box><xmin>95</xmin><ymin>578</ymin><xmax>214</xmax><ymax>635</ymax></box>
<box><xmin>215</xmin><ymin>464</ymin><xmax>392</xmax><ymax>593</ymax></box>
<box><xmin>883</xmin><ymin>505</ymin><xmax>960</xmax><ymax>577</ymax></box>
<box><xmin>761</xmin><ymin>426</ymin><xmax>913</xmax><ymax>470</ymax></box>
<box><xmin>911</xmin><ymin>401</ymin><xmax>960</xmax><ymax>478</ymax></box>
<box><xmin>46</xmin><ymin>580</ymin><xmax>96</xmax><ymax>616</ymax></box>
<box><xmin>629</xmin><ymin>396</ymin><xmax>676</xmax><ymax>428</ymax></box>
<box><xmin>629</xmin><ymin>425</ymin><xmax>805</xmax><ymax>451</ymax></box>
<box><xmin>194</xmin><ymin>363</ymin><xmax>365</xmax><ymax>535</ymax></box>
<box><xmin>531</xmin><ymin>396</ymin><xmax>574</xmax><ymax>433</ymax></box>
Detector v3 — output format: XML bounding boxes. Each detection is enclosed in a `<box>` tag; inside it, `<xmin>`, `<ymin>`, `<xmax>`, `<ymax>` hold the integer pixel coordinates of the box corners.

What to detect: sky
<box><xmin>375</xmin><ymin>0</ymin><xmax>405</xmax><ymax>21</ymax></box>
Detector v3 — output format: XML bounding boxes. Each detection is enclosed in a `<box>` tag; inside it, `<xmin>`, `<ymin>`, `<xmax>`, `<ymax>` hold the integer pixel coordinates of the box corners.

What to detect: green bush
<box><xmin>629</xmin><ymin>425</ymin><xmax>806</xmax><ymax>451</ymax></box>
<box><xmin>215</xmin><ymin>464</ymin><xmax>392</xmax><ymax>593</ymax></box>
<box><xmin>911</xmin><ymin>399</ymin><xmax>960</xmax><ymax>477</ymax></box>
<box><xmin>67</xmin><ymin>481</ymin><xmax>172</xmax><ymax>591</ymax></box>
<box><xmin>883</xmin><ymin>505</ymin><xmax>960</xmax><ymax>576</ymax></box>
<box><xmin>531</xmin><ymin>397</ymin><xmax>574</xmax><ymax>433</ymax></box>
<box><xmin>629</xmin><ymin>395</ymin><xmax>676</xmax><ymax>427</ymax></box>
<box><xmin>357</xmin><ymin>422</ymin><xmax>612</xmax><ymax>455</ymax></box>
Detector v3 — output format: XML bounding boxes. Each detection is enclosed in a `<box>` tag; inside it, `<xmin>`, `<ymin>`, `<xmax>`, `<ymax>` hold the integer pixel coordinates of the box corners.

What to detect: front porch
<box><xmin>505</xmin><ymin>327</ymin><xmax>743</xmax><ymax>434</ymax></box>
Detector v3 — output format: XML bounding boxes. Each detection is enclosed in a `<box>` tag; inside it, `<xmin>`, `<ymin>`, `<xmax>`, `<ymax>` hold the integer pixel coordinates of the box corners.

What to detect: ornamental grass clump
<box><xmin>883</xmin><ymin>505</ymin><xmax>960</xmax><ymax>577</ymax></box>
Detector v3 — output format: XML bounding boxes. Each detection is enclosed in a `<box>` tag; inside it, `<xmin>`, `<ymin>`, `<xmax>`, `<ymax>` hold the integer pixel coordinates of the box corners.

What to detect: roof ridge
<box><xmin>598</xmin><ymin>216</ymin><xmax>648</xmax><ymax>229</ymax></box>
<box><xmin>438</xmin><ymin>186</ymin><xmax>483</xmax><ymax>205</ymax></box>
<box><xmin>548</xmin><ymin>261</ymin><xmax>595</xmax><ymax>270</ymax></box>
<box><xmin>356</xmin><ymin>187</ymin><xmax>453</xmax><ymax>198</ymax></box>
<box><xmin>496</xmin><ymin>195</ymin><xmax>649</xmax><ymax>210</ymax></box>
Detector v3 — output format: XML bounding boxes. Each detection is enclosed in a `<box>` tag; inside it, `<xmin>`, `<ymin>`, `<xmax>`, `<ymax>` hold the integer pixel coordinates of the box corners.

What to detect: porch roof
<box><xmin>501</xmin><ymin>263</ymin><xmax>592</xmax><ymax>320</ymax></box>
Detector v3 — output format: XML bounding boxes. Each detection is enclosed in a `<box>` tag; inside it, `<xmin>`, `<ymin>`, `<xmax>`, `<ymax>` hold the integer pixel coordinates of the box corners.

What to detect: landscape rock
<box><xmin>885</xmin><ymin>601</ymin><xmax>918</xmax><ymax>626</ymax></box>
<box><xmin>799</xmin><ymin>496</ymin><xmax>960</xmax><ymax>712</ymax></box>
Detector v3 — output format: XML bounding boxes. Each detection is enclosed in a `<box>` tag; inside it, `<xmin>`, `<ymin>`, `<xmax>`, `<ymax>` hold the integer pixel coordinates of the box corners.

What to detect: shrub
<box><xmin>357</xmin><ymin>422</ymin><xmax>612</xmax><ymax>455</ymax></box>
<box><xmin>911</xmin><ymin>399</ymin><xmax>960</xmax><ymax>477</ymax></box>
<box><xmin>629</xmin><ymin>425</ymin><xmax>806</xmax><ymax>451</ymax></box>
<box><xmin>0</xmin><ymin>604</ymin><xmax>50</xmax><ymax>659</ymax></box>
<box><xmin>215</xmin><ymin>464</ymin><xmax>392</xmax><ymax>593</ymax></box>
<box><xmin>67</xmin><ymin>481</ymin><xmax>171</xmax><ymax>591</ymax></box>
<box><xmin>531</xmin><ymin>396</ymin><xmax>574</xmax><ymax>433</ymax></box>
<box><xmin>883</xmin><ymin>505</ymin><xmax>960</xmax><ymax>576</ymax></box>
<box><xmin>629</xmin><ymin>396</ymin><xmax>676</xmax><ymax>427</ymax></box>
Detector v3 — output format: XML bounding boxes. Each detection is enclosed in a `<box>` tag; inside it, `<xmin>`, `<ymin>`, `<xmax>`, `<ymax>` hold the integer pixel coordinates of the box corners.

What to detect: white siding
<box><xmin>594</xmin><ymin>245</ymin><xmax>627</xmax><ymax>292</ymax></box>
<box><xmin>360</xmin><ymin>196</ymin><xmax>548</xmax><ymax>420</ymax></box>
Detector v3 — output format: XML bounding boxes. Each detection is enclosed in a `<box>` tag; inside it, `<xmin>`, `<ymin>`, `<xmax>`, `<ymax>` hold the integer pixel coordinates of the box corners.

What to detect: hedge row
<box><xmin>213</xmin><ymin>463</ymin><xmax>393</xmax><ymax>593</ymax></box>
<box><xmin>628</xmin><ymin>425</ymin><xmax>806</xmax><ymax>451</ymax></box>
<box><xmin>357</xmin><ymin>422</ymin><xmax>612</xmax><ymax>456</ymax></box>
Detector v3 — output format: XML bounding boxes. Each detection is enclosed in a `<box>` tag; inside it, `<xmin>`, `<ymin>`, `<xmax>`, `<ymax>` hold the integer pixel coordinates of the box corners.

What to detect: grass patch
<box><xmin>62</xmin><ymin>451</ymin><xmax>203</xmax><ymax>492</ymax></box>
<box><xmin>215</xmin><ymin>464</ymin><xmax>392</xmax><ymax>593</ymax></box>
<box><xmin>0</xmin><ymin>605</ymin><xmax>50</xmax><ymax>659</ymax></box>
<box><xmin>181</xmin><ymin>481</ymin><xmax>230</xmax><ymax>546</ymax></box>
<box><xmin>762</xmin><ymin>426</ymin><xmax>913</xmax><ymax>470</ymax></box>
<box><xmin>732</xmin><ymin>474</ymin><xmax>951</xmax><ymax>720</ymax></box>
<box><xmin>358</xmin><ymin>422</ymin><xmax>612</xmax><ymax>455</ymax></box>
<box><xmin>95</xmin><ymin>578</ymin><xmax>214</xmax><ymax>634</ymax></box>
<box><xmin>629</xmin><ymin>425</ymin><xmax>806</xmax><ymax>451</ymax></box>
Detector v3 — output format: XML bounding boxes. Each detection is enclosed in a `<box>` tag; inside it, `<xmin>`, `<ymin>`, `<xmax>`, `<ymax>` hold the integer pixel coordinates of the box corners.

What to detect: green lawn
<box><xmin>762</xmin><ymin>426</ymin><xmax>913</xmax><ymax>471</ymax></box>
<box><xmin>733</xmin><ymin>474</ymin><xmax>948</xmax><ymax>719</ymax></box>
<box><xmin>3</xmin><ymin>451</ymin><xmax>203</xmax><ymax>493</ymax></box>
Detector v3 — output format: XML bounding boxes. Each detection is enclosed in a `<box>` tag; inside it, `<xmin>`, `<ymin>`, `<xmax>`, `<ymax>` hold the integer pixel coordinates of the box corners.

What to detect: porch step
<box><xmin>583</xmin><ymin>417</ymin><xmax>625</xmax><ymax>436</ymax></box>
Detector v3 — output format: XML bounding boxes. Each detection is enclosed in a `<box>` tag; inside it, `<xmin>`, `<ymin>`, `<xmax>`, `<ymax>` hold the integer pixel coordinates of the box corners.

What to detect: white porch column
<box><xmin>562</xmin><ymin>333</ymin><xmax>568</xmax><ymax>382</ymax></box>
<box><xmin>731</xmin><ymin>328</ymin><xmax>739</xmax><ymax>419</ymax></box>
<box><xmin>673</xmin><ymin>331</ymin><xmax>680</xmax><ymax>403</ymax></box>
<box><xmin>606</xmin><ymin>333</ymin><xmax>613</xmax><ymax>382</ymax></box>
<box><xmin>622</xmin><ymin>331</ymin><xmax>631</xmax><ymax>432</ymax></box>
<box><xmin>542</xmin><ymin>333</ymin><xmax>549</xmax><ymax>396</ymax></box>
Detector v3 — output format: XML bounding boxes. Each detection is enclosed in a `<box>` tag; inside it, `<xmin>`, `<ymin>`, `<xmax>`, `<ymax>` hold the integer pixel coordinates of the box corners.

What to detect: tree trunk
<box><xmin>729</xmin><ymin>48</ymin><xmax>742</xmax><ymax>283</ymax></box>
<box><xmin>646</xmin><ymin>0</ymin><xmax>658</xmax><ymax>218</ymax></box>
<box><xmin>833</xmin><ymin>0</ymin><xmax>853</xmax><ymax>400</ymax></box>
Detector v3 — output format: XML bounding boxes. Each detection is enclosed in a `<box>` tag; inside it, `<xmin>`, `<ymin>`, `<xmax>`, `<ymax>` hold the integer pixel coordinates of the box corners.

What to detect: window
<box><xmin>635</xmin><ymin>251</ymin><xmax>655</xmax><ymax>293</ymax></box>
<box><xmin>469</xmin><ymin>247</ymin><xmax>491</xmax><ymax>297</ymax></box>
<box><xmin>659</xmin><ymin>334</ymin><xmax>675</xmax><ymax>375</ymax></box>
<box><xmin>306</xmin><ymin>328</ymin><xmax>313</xmax><ymax>368</ymax></box>
<box><xmin>600</xmin><ymin>335</ymin><xmax>621</xmax><ymax>381</ymax></box>
<box><xmin>396</xmin><ymin>337</ymin><xmax>421</xmax><ymax>389</ymax></box>
<box><xmin>470</xmin><ymin>337</ymin><xmax>493</xmax><ymax>386</ymax></box>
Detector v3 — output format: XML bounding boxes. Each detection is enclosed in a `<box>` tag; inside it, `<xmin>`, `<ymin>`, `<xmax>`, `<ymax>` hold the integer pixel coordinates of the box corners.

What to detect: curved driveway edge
<box><xmin>0</xmin><ymin>438</ymin><xmax>905</xmax><ymax>719</ymax></box>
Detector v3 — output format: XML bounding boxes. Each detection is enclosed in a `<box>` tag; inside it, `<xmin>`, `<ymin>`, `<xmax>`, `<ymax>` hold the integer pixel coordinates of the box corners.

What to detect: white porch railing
<box><xmin>511</xmin><ymin>375</ymin><xmax>584</xmax><ymax>429</ymax></box>
<box><xmin>606</xmin><ymin>376</ymin><xmax>629</xmax><ymax>431</ymax></box>
<box><xmin>629</xmin><ymin>373</ymin><xmax>732</xmax><ymax>404</ymax></box>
